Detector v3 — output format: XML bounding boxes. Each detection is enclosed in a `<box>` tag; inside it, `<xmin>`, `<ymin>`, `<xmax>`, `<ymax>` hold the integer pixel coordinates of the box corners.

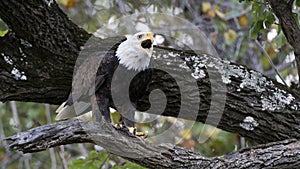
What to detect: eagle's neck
<box><xmin>116</xmin><ymin>38</ymin><xmax>151</xmax><ymax>72</ymax></box>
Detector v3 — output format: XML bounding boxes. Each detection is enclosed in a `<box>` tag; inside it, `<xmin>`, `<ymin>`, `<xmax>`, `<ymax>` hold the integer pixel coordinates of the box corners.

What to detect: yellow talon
<box><xmin>128</xmin><ymin>127</ymin><xmax>137</xmax><ymax>135</ymax></box>
<box><xmin>114</xmin><ymin>124</ymin><xmax>122</xmax><ymax>129</ymax></box>
<box><xmin>114</xmin><ymin>125</ymin><xmax>147</xmax><ymax>137</ymax></box>
<box><xmin>136</xmin><ymin>130</ymin><xmax>148</xmax><ymax>137</ymax></box>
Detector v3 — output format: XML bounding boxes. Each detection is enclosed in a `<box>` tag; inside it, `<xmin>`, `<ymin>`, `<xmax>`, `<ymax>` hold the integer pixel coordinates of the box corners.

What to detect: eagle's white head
<box><xmin>116</xmin><ymin>32</ymin><xmax>154</xmax><ymax>71</ymax></box>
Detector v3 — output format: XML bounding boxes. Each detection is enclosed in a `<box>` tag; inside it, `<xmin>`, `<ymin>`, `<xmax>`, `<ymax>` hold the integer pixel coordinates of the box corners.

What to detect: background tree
<box><xmin>1</xmin><ymin>0</ymin><xmax>300</xmax><ymax>168</ymax></box>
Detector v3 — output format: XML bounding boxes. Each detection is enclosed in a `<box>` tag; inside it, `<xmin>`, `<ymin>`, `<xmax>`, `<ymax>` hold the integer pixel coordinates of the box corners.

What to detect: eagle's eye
<box><xmin>137</xmin><ymin>34</ymin><xmax>143</xmax><ymax>39</ymax></box>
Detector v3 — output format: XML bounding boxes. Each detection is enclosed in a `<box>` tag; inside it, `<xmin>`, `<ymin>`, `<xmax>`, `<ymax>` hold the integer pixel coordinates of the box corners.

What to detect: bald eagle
<box><xmin>55</xmin><ymin>32</ymin><xmax>154</xmax><ymax>135</ymax></box>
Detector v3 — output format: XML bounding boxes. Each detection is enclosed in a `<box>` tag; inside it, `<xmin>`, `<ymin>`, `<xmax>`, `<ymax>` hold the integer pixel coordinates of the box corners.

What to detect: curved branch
<box><xmin>0</xmin><ymin>0</ymin><xmax>300</xmax><ymax>144</ymax></box>
<box><xmin>5</xmin><ymin>120</ymin><xmax>300</xmax><ymax>169</ymax></box>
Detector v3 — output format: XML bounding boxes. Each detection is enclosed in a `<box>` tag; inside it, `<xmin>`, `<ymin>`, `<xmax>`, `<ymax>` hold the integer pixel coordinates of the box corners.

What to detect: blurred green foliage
<box><xmin>0</xmin><ymin>19</ymin><xmax>8</xmax><ymax>37</ymax></box>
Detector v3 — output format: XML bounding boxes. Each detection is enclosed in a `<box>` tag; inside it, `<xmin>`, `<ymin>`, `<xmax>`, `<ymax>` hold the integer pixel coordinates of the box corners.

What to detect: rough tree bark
<box><xmin>0</xmin><ymin>0</ymin><xmax>90</xmax><ymax>103</ymax></box>
<box><xmin>1</xmin><ymin>0</ymin><xmax>300</xmax><ymax>168</ymax></box>
<box><xmin>5</xmin><ymin>120</ymin><xmax>300</xmax><ymax>169</ymax></box>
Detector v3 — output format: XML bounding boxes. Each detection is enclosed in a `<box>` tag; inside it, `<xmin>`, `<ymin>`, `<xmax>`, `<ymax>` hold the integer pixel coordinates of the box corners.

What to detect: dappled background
<box><xmin>1</xmin><ymin>0</ymin><xmax>299</xmax><ymax>168</ymax></box>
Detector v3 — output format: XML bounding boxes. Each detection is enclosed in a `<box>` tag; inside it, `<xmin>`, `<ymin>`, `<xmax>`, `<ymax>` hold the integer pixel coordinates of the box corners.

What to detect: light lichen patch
<box><xmin>190</xmin><ymin>55</ymin><xmax>300</xmax><ymax>111</ymax></box>
<box><xmin>182</xmin><ymin>55</ymin><xmax>207</xmax><ymax>79</ymax></box>
<box><xmin>240</xmin><ymin>116</ymin><xmax>259</xmax><ymax>131</ymax></box>
<box><xmin>3</xmin><ymin>54</ymin><xmax>13</xmax><ymax>65</ymax></box>
<box><xmin>166</xmin><ymin>51</ymin><xmax>300</xmax><ymax>111</ymax></box>
<box><xmin>11</xmin><ymin>67</ymin><xmax>27</xmax><ymax>80</ymax></box>
<box><xmin>152</xmin><ymin>53</ymin><xmax>162</xmax><ymax>59</ymax></box>
<box><xmin>179</xmin><ymin>61</ymin><xmax>190</xmax><ymax>70</ymax></box>
<box><xmin>168</xmin><ymin>51</ymin><xmax>180</xmax><ymax>58</ymax></box>
<box><xmin>239</xmin><ymin>70</ymin><xmax>269</xmax><ymax>93</ymax></box>
<box><xmin>162</xmin><ymin>54</ymin><xmax>169</xmax><ymax>59</ymax></box>
<box><xmin>191</xmin><ymin>68</ymin><xmax>205</xmax><ymax>79</ymax></box>
<box><xmin>261</xmin><ymin>88</ymin><xmax>297</xmax><ymax>111</ymax></box>
<box><xmin>45</xmin><ymin>0</ymin><xmax>54</xmax><ymax>7</ymax></box>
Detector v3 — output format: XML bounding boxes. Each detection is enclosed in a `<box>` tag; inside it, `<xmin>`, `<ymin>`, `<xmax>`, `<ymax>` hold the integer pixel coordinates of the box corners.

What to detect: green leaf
<box><xmin>249</xmin><ymin>20</ymin><xmax>263</xmax><ymax>39</ymax></box>
<box><xmin>0</xmin><ymin>19</ymin><xmax>7</xmax><ymax>31</ymax></box>
<box><xmin>296</xmin><ymin>0</ymin><xmax>300</xmax><ymax>7</ymax></box>
<box><xmin>28</xmin><ymin>109</ymin><xmax>40</xmax><ymax>119</ymax></box>
<box><xmin>0</xmin><ymin>19</ymin><xmax>8</xmax><ymax>37</ymax></box>
<box><xmin>277</xmin><ymin>25</ymin><xmax>282</xmax><ymax>34</ymax></box>
<box><xmin>274</xmin><ymin>32</ymin><xmax>286</xmax><ymax>47</ymax></box>
<box><xmin>252</xmin><ymin>2</ymin><xmax>263</xmax><ymax>20</ymax></box>
<box><xmin>212</xmin><ymin>18</ymin><xmax>227</xmax><ymax>32</ymax></box>
<box><xmin>69</xmin><ymin>151</ymin><xmax>108</xmax><ymax>169</ymax></box>
<box><xmin>265</xmin><ymin>12</ymin><xmax>275</xmax><ymax>28</ymax></box>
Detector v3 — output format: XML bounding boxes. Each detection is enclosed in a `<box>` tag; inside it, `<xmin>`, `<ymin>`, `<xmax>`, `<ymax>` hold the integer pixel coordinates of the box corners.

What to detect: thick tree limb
<box><xmin>269</xmin><ymin>0</ymin><xmax>300</xmax><ymax>85</ymax></box>
<box><xmin>0</xmin><ymin>0</ymin><xmax>91</xmax><ymax>104</ymax></box>
<box><xmin>5</xmin><ymin>120</ymin><xmax>300</xmax><ymax>169</ymax></box>
<box><xmin>1</xmin><ymin>0</ymin><xmax>300</xmax><ymax>144</ymax></box>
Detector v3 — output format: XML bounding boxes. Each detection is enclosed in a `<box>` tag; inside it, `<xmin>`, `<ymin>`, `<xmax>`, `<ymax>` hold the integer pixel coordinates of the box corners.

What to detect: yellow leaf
<box><xmin>267</xmin><ymin>46</ymin><xmax>276</xmax><ymax>58</ymax></box>
<box><xmin>238</xmin><ymin>15</ymin><xmax>248</xmax><ymax>27</ymax></box>
<box><xmin>224</xmin><ymin>29</ymin><xmax>237</xmax><ymax>43</ymax></box>
<box><xmin>179</xmin><ymin>129</ymin><xmax>192</xmax><ymax>139</ymax></box>
<box><xmin>215</xmin><ymin>9</ymin><xmax>225</xmax><ymax>19</ymax></box>
<box><xmin>57</xmin><ymin>0</ymin><xmax>78</xmax><ymax>9</ymax></box>
<box><xmin>57</xmin><ymin>0</ymin><xmax>68</xmax><ymax>6</ymax></box>
<box><xmin>210</xmin><ymin>33</ymin><xmax>217</xmax><ymax>44</ymax></box>
<box><xmin>209</xmin><ymin>128</ymin><xmax>220</xmax><ymax>139</ymax></box>
<box><xmin>66</xmin><ymin>0</ymin><xmax>78</xmax><ymax>9</ymax></box>
<box><xmin>202</xmin><ymin>2</ymin><xmax>211</xmax><ymax>13</ymax></box>
<box><xmin>206</xmin><ymin>9</ymin><xmax>216</xmax><ymax>18</ymax></box>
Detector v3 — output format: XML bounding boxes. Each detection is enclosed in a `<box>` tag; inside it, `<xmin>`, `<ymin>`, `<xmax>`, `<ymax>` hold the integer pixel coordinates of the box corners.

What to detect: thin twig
<box><xmin>98</xmin><ymin>153</ymin><xmax>111</xmax><ymax>169</ymax></box>
<box><xmin>10</xmin><ymin>101</ymin><xmax>21</xmax><ymax>132</ymax></box>
<box><xmin>224</xmin><ymin>6</ymin><xmax>252</xmax><ymax>21</ymax></box>
<box><xmin>255</xmin><ymin>40</ymin><xmax>288</xmax><ymax>86</ymax></box>
<box><xmin>264</xmin><ymin>62</ymin><xmax>293</xmax><ymax>76</ymax></box>
<box><xmin>10</xmin><ymin>101</ymin><xmax>32</xmax><ymax>169</ymax></box>
<box><xmin>0</xmin><ymin>103</ymin><xmax>11</xmax><ymax>169</ymax></box>
<box><xmin>240</xmin><ymin>136</ymin><xmax>246</xmax><ymax>149</ymax></box>
<box><xmin>45</xmin><ymin>104</ymin><xmax>57</xmax><ymax>169</ymax></box>
<box><xmin>59</xmin><ymin>146</ymin><xmax>68</xmax><ymax>169</ymax></box>
<box><xmin>78</xmin><ymin>143</ymin><xmax>89</xmax><ymax>157</ymax></box>
<box><xmin>23</xmin><ymin>154</ymin><xmax>31</xmax><ymax>169</ymax></box>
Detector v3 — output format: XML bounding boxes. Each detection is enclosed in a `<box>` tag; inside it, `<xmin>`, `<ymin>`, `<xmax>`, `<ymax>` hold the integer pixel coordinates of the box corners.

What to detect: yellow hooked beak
<box><xmin>140</xmin><ymin>33</ymin><xmax>154</xmax><ymax>57</ymax></box>
<box><xmin>145</xmin><ymin>33</ymin><xmax>154</xmax><ymax>43</ymax></box>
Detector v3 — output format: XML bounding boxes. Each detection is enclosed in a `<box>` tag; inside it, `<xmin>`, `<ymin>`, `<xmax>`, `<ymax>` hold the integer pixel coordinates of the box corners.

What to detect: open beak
<box><xmin>141</xmin><ymin>33</ymin><xmax>154</xmax><ymax>49</ymax></box>
<box><xmin>140</xmin><ymin>33</ymin><xmax>154</xmax><ymax>57</ymax></box>
<box><xmin>145</xmin><ymin>33</ymin><xmax>154</xmax><ymax>43</ymax></box>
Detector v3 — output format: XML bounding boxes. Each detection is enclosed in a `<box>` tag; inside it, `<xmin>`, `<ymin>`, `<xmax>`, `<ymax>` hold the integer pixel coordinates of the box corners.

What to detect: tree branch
<box><xmin>0</xmin><ymin>0</ymin><xmax>91</xmax><ymax>104</ymax></box>
<box><xmin>5</xmin><ymin>120</ymin><xmax>300</xmax><ymax>168</ymax></box>
<box><xmin>269</xmin><ymin>0</ymin><xmax>300</xmax><ymax>85</ymax></box>
<box><xmin>1</xmin><ymin>0</ymin><xmax>300</xmax><ymax>144</ymax></box>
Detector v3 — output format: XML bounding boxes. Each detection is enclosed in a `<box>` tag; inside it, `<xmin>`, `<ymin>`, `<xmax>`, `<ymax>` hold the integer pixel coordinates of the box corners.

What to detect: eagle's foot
<box><xmin>113</xmin><ymin>124</ymin><xmax>147</xmax><ymax>137</ymax></box>
<box><xmin>128</xmin><ymin>127</ymin><xmax>137</xmax><ymax>135</ymax></box>
<box><xmin>135</xmin><ymin>130</ymin><xmax>148</xmax><ymax>137</ymax></box>
<box><xmin>128</xmin><ymin>127</ymin><xmax>148</xmax><ymax>137</ymax></box>
<box><xmin>113</xmin><ymin>123</ymin><xmax>123</xmax><ymax>129</ymax></box>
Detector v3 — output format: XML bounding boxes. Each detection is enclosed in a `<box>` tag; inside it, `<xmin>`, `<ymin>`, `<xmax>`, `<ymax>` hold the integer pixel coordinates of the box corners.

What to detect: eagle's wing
<box><xmin>55</xmin><ymin>54</ymin><xmax>109</xmax><ymax>120</ymax></box>
<box><xmin>55</xmin><ymin>36</ymin><xmax>126</xmax><ymax>121</ymax></box>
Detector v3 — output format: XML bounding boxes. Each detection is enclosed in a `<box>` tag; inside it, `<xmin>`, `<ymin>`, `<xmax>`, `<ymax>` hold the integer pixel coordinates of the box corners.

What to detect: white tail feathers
<box><xmin>55</xmin><ymin>101</ymin><xmax>91</xmax><ymax>121</ymax></box>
